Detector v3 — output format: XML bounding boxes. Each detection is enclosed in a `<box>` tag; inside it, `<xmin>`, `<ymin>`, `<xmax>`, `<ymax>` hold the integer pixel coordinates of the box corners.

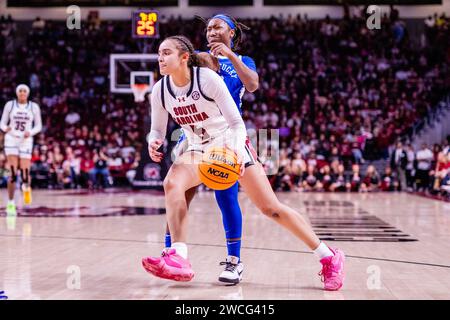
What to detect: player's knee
<box><xmin>9</xmin><ymin>166</ymin><xmax>17</xmax><ymax>183</ymax></box>
<box><xmin>9</xmin><ymin>174</ymin><xmax>17</xmax><ymax>183</ymax></box>
<box><xmin>163</xmin><ymin>176</ymin><xmax>171</xmax><ymax>190</ymax></box>
<box><xmin>163</xmin><ymin>176</ymin><xmax>180</xmax><ymax>193</ymax></box>
<box><xmin>259</xmin><ymin>201</ymin><xmax>282</xmax><ymax>218</ymax></box>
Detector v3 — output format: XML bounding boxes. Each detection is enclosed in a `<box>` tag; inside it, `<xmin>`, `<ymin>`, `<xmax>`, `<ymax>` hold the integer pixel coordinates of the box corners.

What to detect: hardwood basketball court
<box><xmin>1</xmin><ymin>190</ymin><xmax>449</xmax><ymax>299</ymax></box>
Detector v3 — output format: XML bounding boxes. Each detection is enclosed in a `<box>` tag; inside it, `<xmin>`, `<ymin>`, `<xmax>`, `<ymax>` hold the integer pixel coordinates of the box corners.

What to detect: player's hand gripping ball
<box><xmin>198</xmin><ymin>147</ymin><xmax>241</xmax><ymax>190</ymax></box>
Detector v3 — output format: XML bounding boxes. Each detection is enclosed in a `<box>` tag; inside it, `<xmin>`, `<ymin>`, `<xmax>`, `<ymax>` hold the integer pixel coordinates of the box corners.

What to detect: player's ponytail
<box><xmin>189</xmin><ymin>52</ymin><xmax>200</xmax><ymax>68</ymax></box>
<box><xmin>167</xmin><ymin>35</ymin><xmax>200</xmax><ymax>67</ymax></box>
<box><xmin>227</xmin><ymin>15</ymin><xmax>250</xmax><ymax>51</ymax></box>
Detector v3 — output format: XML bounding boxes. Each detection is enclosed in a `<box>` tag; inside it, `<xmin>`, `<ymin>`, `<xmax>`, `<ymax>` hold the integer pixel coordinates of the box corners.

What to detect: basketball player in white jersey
<box><xmin>142</xmin><ymin>36</ymin><xmax>345</xmax><ymax>291</ymax></box>
<box><xmin>1</xmin><ymin>84</ymin><xmax>42</xmax><ymax>215</ymax></box>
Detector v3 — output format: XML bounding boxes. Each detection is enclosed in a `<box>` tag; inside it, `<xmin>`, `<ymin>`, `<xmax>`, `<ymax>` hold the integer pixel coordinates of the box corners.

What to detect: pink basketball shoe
<box><xmin>318</xmin><ymin>247</ymin><xmax>345</xmax><ymax>291</ymax></box>
<box><xmin>142</xmin><ymin>249</ymin><xmax>194</xmax><ymax>282</ymax></box>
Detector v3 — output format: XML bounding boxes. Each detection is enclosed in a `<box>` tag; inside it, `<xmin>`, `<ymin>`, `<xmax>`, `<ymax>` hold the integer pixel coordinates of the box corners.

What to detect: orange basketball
<box><xmin>198</xmin><ymin>147</ymin><xmax>241</xmax><ymax>190</ymax></box>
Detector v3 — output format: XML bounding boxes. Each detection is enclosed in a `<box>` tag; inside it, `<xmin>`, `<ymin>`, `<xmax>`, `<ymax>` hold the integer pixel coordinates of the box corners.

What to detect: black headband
<box><xmin>173</xmin><ymin>36</ymin><xmax>193</xmax><ymax>54</ymax></box>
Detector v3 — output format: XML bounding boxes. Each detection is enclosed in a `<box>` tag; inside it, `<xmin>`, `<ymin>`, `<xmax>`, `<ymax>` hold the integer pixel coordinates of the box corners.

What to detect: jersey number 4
<box><xmin>14</xmin><ymin>121</ymin><xmax>26</xmax><ymax>131</ymax></box>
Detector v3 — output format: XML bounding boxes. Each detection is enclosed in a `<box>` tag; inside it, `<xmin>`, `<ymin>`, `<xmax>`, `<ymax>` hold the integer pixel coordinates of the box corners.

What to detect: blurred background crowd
<box><xmin>0</xmin><ymin>8</ymin><xmax>449</xmax><ymax>198</ymax></box>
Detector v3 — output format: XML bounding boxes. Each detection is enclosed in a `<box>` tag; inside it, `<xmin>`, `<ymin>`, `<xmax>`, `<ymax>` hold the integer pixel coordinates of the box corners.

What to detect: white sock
<box><xmin>8</xmin><ymin>200</ymin><xmax>15</xmax><ymax>205</ymax></box>
<box><xmin>313</xmin><ymin>242</ymin><xmax>334</xmax><ymax>260</ymax></box>
<box><xmin>171</xmin><ymin>242</ymin><xmax>188</xmax><ymax>259</ymax></box>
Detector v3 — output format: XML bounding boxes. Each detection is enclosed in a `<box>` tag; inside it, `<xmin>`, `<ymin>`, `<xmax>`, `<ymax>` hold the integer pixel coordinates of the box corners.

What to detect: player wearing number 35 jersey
<box><xmin>1</xmin><ymin>84</ymin><xmax>42</xmax><ymax>214</ymax></box>
<box><xmin>1</xmin><ymin>96</ymin><xmax>42</xmax><ymax>157</ymax></box>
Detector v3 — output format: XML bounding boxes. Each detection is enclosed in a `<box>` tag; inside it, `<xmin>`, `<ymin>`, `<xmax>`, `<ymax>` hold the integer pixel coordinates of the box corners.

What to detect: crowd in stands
<box><xmin>266</xmin><ymin>136</ymin><xmax>450</xmax><ymax>198</ymax></box>
<box><xmin>0</xmin><ymin>8</ymin><xmax>448</xmax><ymax>196</ymax></box>
<box><xmin>0</xmin><ymin>14</ymin><xmax>143</xmax><ymax>189</ymax></box>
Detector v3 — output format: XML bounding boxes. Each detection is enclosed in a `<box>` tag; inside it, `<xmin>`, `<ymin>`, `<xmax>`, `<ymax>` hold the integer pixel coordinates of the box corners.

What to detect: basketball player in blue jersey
<box><xmin>163</xmin><ymin>14</ymin><xmax>258</xmax><ymax>284</ymax></box>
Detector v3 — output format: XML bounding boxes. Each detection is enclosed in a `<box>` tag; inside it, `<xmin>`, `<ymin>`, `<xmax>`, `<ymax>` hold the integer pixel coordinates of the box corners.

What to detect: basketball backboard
<box><xmin>109</xmin><ymin>53</ymin><xmax>159</xmax><ymax>95</ymax></box>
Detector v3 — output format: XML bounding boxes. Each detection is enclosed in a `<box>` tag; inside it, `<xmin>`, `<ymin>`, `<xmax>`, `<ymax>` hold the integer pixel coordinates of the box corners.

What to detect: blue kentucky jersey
<box><xmin>176</xmin><ymin>52</ymin><xmax>256</xmax><ymax>144</ymax></box>
<box><xmin>215</xmin><ymin>53</ymin><xmax>256</xmax><ymax>114</ymax></box>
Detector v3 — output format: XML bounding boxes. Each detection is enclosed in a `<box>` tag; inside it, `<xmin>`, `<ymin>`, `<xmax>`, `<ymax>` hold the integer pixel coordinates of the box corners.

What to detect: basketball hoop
<box><xmin>131</xmin><ymin>83</ymin><xmax>150</xmax><ymax>102</ymax></box>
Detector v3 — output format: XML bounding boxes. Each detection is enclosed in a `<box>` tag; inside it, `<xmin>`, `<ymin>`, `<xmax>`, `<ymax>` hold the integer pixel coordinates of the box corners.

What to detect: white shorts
<box><xmin>4</xmin><ymin>134</ymin><xmax>33</xmax><ymax>159</ymax></box>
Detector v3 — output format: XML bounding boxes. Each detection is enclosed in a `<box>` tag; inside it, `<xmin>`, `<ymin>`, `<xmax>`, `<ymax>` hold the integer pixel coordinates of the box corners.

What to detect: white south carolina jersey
<box><xmin>148</xmin><ymin>66</ymin><xmax>248</xmax><ymax>159</ymax></box>
<box><xmin>1</xmin><ymin>100</ymin><xmax>42</xmax><ymax>138</ymax></box>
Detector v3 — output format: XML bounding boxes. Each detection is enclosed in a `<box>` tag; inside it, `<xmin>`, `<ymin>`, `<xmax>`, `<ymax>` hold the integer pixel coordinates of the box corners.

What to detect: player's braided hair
<box><xmin>195</xmin><ymin>14</ymin><xmax>250</xmax><ymax>51</ymax></box>
<box><xmin>166</xmin><ymin>35</ymin><xmax>200</xmax><ymax>67</ymax></box>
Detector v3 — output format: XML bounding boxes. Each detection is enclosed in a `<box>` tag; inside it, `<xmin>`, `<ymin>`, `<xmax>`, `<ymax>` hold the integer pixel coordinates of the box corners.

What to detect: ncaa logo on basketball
<box><xmin>192</xmin><ymin>91</ymin><xmax>200</xmax><ymax>100</ymax></box>
<box><xmin>143</xmin><ymin>164</ymin><xmax>161</xmax><ymax>181</ymax></box>
<box><xmin>207</xmin><ymin>167</ymin><xmax>229</xmax><ymax>179</ymax></box>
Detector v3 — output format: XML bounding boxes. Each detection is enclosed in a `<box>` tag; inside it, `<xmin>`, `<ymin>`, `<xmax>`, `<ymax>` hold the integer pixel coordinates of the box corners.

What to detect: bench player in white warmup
<box><xmin>1</xmin><ymin>84</ymin><xmax>42</xmax><ymax>214</ymax></box>
<box><xmin>141</xmin><ymin>36</ymin><xmax>345</xmax><ymax>291</ymax></box>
